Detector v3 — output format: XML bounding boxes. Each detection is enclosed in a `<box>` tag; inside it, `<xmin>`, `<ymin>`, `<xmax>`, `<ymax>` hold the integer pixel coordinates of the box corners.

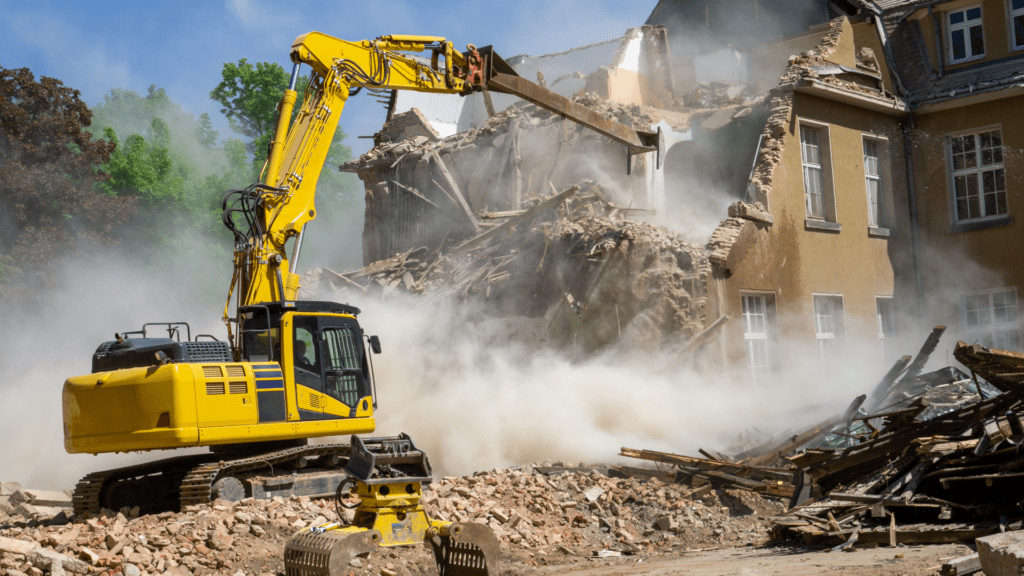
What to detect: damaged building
<box><xmin>313</xmin><ymin>0</ymin><xmax>1023</xmax><ymax>381</ymax></box>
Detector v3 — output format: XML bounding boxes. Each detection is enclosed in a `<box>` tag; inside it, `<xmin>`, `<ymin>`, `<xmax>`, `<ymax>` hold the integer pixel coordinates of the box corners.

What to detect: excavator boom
<box><xmin>63</xmin><ymin>29</ymin><xmax>664</xmax><ymax>576</ymax></box>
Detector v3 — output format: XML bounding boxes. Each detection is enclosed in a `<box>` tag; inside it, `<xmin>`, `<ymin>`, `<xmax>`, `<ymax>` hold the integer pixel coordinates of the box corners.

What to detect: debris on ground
<box><xmin>0</xmin><ymin>466</ymin><xmax>785</xmax><ymax>576</ymax></box>
<box><xmin>610</xmin><ymin>329</ymin><xmax>1024</xmax><ymax>549</ymax></box>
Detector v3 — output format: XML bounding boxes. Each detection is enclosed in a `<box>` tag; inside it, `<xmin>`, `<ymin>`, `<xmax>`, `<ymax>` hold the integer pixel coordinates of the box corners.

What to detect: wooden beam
<box><xmin>393</xmin><ymin>181</ymin><xmax>439</xmax><ymax>209</ymax></box>
<box><xmin>448</xmin><ymin>185</ymin><xmax>579</xmax><ymax>256</ymax></box>
<box><xmin>428</xmin><ymin>152</ymin><xmax>479</xmax><ymax>234</ymax></box>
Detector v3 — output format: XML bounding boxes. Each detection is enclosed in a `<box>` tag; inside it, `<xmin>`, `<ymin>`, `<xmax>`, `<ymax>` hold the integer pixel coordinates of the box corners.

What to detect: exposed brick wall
<box><xmin>376</xmin><ymin>108</ymin><xmax>440</xmax><ymax>146</ymax></box>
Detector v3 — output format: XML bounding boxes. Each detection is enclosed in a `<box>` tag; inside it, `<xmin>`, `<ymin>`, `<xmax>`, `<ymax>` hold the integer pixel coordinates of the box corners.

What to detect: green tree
<box><xmin>210</xmin><ymin>59</ymin><xmax>364</xmax><ymax>270</ymax></box>
<box><xmin>209</xmin><ymin>58</ymin><xmax>355</xmax><ymax>175</ymax></box>
<box><xmin>100</xmin><ymin>119</ymin><xmax>182</xmax><ymax>204</ymax></box>
<box><xmin>0</xmin><ymin>65</ymin><xmax>136</xmax><ymax>292</ymax></box>
<box><xmin>210</xmin><ymin>59</ymin><xmax>290</xmax><ymax>158</ymax></box>
<box><xmin>195</xmin><ymin>112</ymin><xmax>219</xmax><ymax>148</ymax></box>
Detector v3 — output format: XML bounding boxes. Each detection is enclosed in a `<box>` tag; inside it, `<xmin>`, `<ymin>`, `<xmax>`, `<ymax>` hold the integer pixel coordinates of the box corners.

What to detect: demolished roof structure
<box><xmin>316</xmin><ymin>9</ymin><xmax>920</xmax><ymax>365</ymax></box>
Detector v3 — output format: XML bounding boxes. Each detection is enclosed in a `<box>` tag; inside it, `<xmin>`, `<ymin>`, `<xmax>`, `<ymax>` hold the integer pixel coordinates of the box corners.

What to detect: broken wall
<box><xmin>346</xmin><ymin>98</ymin><xmax>688</xmax><ymax>265</ymax></box>
<box><xmin>705</xmin><ymin>17</ymin><xmax>910</xmax><ymax>373</ymax></box>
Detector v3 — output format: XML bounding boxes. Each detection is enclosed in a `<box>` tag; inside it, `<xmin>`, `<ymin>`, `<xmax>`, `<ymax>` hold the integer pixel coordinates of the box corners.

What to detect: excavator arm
<box><xmin>221</xmin><ymin>31</ymin><xmax>663</xmax><ymax>352</ymax></box>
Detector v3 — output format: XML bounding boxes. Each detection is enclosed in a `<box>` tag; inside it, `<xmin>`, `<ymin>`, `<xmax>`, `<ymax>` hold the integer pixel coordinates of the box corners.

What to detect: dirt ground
<box><xmin>519</xmin><ymin>542</ymin><xmax>973</xmax><ymax>576</ymax></box>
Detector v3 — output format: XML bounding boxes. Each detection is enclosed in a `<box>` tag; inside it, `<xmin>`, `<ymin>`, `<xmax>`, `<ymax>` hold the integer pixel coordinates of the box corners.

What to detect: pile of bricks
<box><xmin>0</xmin><ymin>464</ymin><xmax>787</xmax><ymax>576</ymax></box>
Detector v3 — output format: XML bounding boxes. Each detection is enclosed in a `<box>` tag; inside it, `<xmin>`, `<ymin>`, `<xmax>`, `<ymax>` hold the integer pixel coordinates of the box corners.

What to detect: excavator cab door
<box><xmin>292</xmin><ymin>315</ymin><xmax>326</xmax><ymax>419</ymax></box>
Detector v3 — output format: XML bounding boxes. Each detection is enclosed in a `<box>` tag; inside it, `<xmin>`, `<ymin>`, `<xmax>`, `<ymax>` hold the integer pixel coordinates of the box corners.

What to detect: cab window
<box><xmin>293</xmin><ymin>317</ymin><xmax>319</xmax><ymax>374</ymax></box>
<box><xmin>322</xmin><ymin>327</ymin><xmax>364</xmax><ymax>406</ymax></box>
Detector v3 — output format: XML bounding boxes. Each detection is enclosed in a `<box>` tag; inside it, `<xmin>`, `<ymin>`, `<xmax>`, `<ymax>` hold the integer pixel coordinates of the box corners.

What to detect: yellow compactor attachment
<box><xmin>283</xmin><ymin>435</ymin><xmax>499</xmax><ymax>576</ymax></box>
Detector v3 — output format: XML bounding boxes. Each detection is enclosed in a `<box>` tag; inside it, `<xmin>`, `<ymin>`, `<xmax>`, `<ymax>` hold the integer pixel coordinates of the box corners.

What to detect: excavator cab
<box><xmin>236</xmin><ymin>301</ymin><xmax>377</xmax><ymax>424</ymax></box>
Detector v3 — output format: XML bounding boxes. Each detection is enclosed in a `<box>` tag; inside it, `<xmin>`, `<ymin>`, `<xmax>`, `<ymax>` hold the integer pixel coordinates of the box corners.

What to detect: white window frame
<box><xmin>813</xmin><ymin>294</ymin><xmax>846</xmax><ymax>361</ymax></box>
<box><xmin>961</xmin><ymin>287</ymin><xmax>1022</xmax><ymax>351</ymax></box>
<box><xmin>946</xmin><ymin>5</ymin><xmax>986</xmax><ymax>64</ymax></box>
<box><xmin>863</xmin><ymin>136</ymin><xmax>884</xmax><ymax>228</ymax></box>
<box><xmin>1009</xmin><ymin>0</ymin><xmax>1024</xmax><ymax>50</ymax></box>
<box><xmin>799</xmin><ymin>119</ymin><xmax>838</xmax><ymax>225</ymax></box>
<box><xmin>801</xmin><ymin>125</ymin><xmax>826</xmax><ymax>219</ymax></box>
<box><xmin>948</xmin><ymin>127</ymin><xmax>1008</xmax><ymax>223</ymax></box>
<box><xmin>741</xmin><ymin>292</ymin><xmax>776</xmax><ymax>385</ymax></box>
<box><xmin>876</xmin><ymin>296</ymin><xmax>896</xmax><ymax>360</ymax></box>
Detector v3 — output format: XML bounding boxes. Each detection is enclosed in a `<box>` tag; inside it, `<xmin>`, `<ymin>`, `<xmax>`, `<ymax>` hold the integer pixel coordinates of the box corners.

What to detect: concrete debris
<box><xmin>680</xmin><ymin>81</ymin><xmax>759</xmax><ymax>110</ymax></box>
<box><xmin>7</xmin><ymin>493</ymin><xmax>71</xmax><ymax>511</ymax></box>
<box><xmin>303</xmin><ymin>180</ymin><xmax>711</xmax><ymax>357</ymax></box>
<box><xmin>1</xmin><ymin>465</ymin><xmax>786</xmax><ymax>576</ymax></box>
<box><xmin>976</xmin><ymin>532</ymin><xmax>1024</xmax><ymax>576</ymax></box>
<box><xmin>940</xmin><ymin>551</ymin><xmax>981</xmax><ymax>576</ymax></box>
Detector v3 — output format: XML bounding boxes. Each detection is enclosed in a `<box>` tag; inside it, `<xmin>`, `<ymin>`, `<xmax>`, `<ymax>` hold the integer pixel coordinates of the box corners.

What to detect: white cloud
<box><xmin>226</xmin><ymin>0</ymin><xmax>301</xmax><ymax>32</ymax></box>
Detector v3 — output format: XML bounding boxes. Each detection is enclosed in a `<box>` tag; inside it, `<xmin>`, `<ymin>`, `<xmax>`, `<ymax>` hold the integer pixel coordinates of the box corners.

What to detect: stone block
<box><xmin>14</xmin><ymin>504</ymin><xmax>64</xmax><ymax>521</ymax></box>
<box><xmin>0</xmin><ymin>483</ymin><xmax>21</xmax><ymax>497</ymax></box>
<box><xmin>654</xmin><ymin>516</ymin><xmax>678</xmax><ymax>531</ymax></box>
<box><xmin>0</xmin><ymin>536</ymin><xmax>38</xmax><ymax>555</ymax></box>
<box><xmin>15</xmin><ymin>490</ymin><xmax>71</xmax><ymax>509</ymax></box>
<box><xmin>977</xmin><ymin>531</ymin><xmax>1024</xmax><ymax>576</ymax></box>
<box><xmin>26</xmin><ymin>550</ymin><xmax>88</xmax><ymax>574</ymax></box>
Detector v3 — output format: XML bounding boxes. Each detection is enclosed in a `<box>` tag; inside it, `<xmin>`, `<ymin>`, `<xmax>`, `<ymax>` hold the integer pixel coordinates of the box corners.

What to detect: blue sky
<box><xmin>0</xmin><ymin>0</ymin><xmax>655</xmax><ymax>156</ymax></box>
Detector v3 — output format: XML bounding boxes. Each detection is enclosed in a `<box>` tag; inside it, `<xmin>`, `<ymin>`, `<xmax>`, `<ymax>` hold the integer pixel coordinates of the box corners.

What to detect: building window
<box><xmin>813</xmin><ymin>294</ymin><xmax>846</xmax><ymax>361</ymax></box>
<box><xmin>950</xmin><ymin>129</ymin><xmax>1007</xmax><ymax>222</ymax></box>
<box><xmin>963</xmin><ymin>288</ymin><xmax>1021</xmax><ymax>351</ymax></box>
<box><xmin>864</xmin><ymin>138</ymin><xmax>883</xmax><ymax>227</ymax></box>
<box><xmin>876</xmin><ymin>297</ymin><xmax>896</xmax><ymax>361</ymax></box>
<box><xmin>742</xmin><ymin>293</ymin><xmax>776</xmax><ymax>384</ymax></box>
<box><xmin>801</xmin><ymin>125</ymin><xmax>826</xmax><ymax>219</ymax></box>
<box><xmin>948</xmin><ymin>6</ymin><xmax>985</xmax><ymax>63</ymax></box>
<box><xmin>1013</xmin><ymin>0</ymin><xmax>1024</xmax><ymax>49</ymax></box>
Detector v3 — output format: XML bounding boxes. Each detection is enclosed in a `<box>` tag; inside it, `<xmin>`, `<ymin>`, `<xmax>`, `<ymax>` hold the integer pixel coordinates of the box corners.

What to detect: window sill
<box><xmin>805</xmin><ymin>219</ymin><xmax>842</xmax><ymax>232</ymax></box>
<box><xmin>946</xmin><ymin>215</ymin><xmax>1015</xmax><ymax>234</ymax></box>
<box><xmin>868</xmin><ymin>226</ymin><xmax>897</xmax><ymax>238</ymax></box>
<box><xmin>947</xmin><ymin>54</ymin><xmax>986</xmax><ymax>67</ymax></box>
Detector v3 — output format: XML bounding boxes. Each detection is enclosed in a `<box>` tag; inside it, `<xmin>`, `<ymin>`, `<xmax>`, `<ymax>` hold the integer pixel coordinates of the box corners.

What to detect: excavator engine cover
<box><xmin>284</xmin><ymin>529</ymin><xmax>382</xmax><ymax>576</ymax></box>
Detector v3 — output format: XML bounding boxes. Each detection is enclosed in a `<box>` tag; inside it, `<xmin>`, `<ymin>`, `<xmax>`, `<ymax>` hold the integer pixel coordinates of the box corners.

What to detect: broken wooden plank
<box><xmin>863</xmin><ymin>355</ymin><xmax>913</xmax><ymax>413</ymax></box>
<box><xmin>393</xmin><ymin>181</ymin><xmax>439</xmax><ymax>209</ymax></box>
<box><xmin>673</xmin><ymin>316</ymin><xmax>729</xmax><ymax>361</ymax></box>
<box><xmin>480</xmin><ymin>210</ymin><xmax>526</xmax><ymax>219</ymax></box>
<box><xmin>620</xmin><ymin>447</ymin><xmax>793</xmax><ymax>482</ymax></box>
<box><xmin>745</xmin><ymin>417</ymin><xmax>844</xmax><ymax>468</ymax></box>
<box><xmin>954</xmin><ymin>340</ymin><xmax>1024</xmax><ymax>392</ymax></box>
<box><xmin>828</xmin><ymin>493</ymin><xmax>941</xmax><ymax>508</ymax></box>
<box><xmin>857</xmin><ymin>525</ymin><xmax>997</xmax><ymax>545</ymax></box>
<box><xmin>428</xmin><ymin>151</ymin><xmax>479</xmax><ymax>234</ymax></box>
<box><xmin>700</xmin><ymin>470</ymin><xmax>768</xmax><ymax>492</ymax></box>
<box><xmin>941</xmin><ymin>553</ymin><xmax>981</xmax><ymax>575</ymax></box>
<box><xmin>897</xmin><ymin>326</ymin><xmax>947</xmax><ymax>385</ymax></box>
<box><xmin>449</xmin><ymin>185</ymin><xmax>579</xmax><ymax>256</ymax></box>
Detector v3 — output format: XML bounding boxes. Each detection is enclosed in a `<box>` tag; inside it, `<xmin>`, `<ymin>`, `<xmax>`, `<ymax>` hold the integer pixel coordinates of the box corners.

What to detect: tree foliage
<box><xmin>0</xmin><ymin>65</ymin><xmax>135</xmax><ymax>283</ymax></box>
<box><xmin>209</xmin><ymin>59</ymin><xmax>355</xmax><ymax>178</ymax></box>
<box><xmin>210</xmin><ymin>59</ymin><xmax>289</xmax><ymax>157</ymax></box>
<box><xmin>101</xmin><ymin>120</ymin><xmax>178</xmax><ymax>202</ymax></box>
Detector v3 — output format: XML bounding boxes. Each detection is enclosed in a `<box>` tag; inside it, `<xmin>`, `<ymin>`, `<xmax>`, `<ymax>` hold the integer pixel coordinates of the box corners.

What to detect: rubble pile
<box><xmin>0</xmin><ymin>467</ymin><xmax>787</xmax><ymax>576</ymax></box>
<box><xmin>769</xmin><ymin>337</ymin><xmax>1024</xmax><ymax>548</ymax></box>
<box><xmin>611</xmin><ymin>328</ymin><xmax>1024</xmax><ymax>550</ymax></box>
<box><xmin>304</xmin><ymin>181</ymin><xmax>711</xmax><ymax>356</ymax></box>
<box><xmin>678</xmin><ymin>81</ymin><xmax>759</xmax><ymax>110</ymax></box>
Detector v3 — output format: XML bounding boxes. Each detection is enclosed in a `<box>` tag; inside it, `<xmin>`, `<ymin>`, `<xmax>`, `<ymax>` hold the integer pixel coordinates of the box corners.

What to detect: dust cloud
<box><xmin>0</xmin><ymin>251</ymin><xmax>227</xmax><ymax>490</ymax></box>
<box><xmin>321</xmin><ymin>289</ymin><xmax>894</xmax><ymax>478</ymax></box>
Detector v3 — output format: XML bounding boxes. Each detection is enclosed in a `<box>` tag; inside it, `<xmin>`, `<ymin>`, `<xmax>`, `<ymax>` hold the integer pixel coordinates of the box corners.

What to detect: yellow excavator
<box><xmin>62</xmin><ymin>31</ymin><xmax>662</xmax><ymax>576</ymax></box>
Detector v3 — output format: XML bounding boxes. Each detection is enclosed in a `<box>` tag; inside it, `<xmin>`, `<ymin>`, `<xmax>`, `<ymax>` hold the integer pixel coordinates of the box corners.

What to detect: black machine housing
<box><xmin>91</xmin><ymin>322</ymin><xmax>231</xmax><ymax>373</ymax></box>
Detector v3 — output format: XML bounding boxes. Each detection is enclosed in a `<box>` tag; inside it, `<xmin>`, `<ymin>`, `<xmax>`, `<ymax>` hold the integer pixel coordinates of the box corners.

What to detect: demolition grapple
<box><xmin>283</xmin><ymin>435</ymin><xmax>500</xmax><ymax>576</ymax></box>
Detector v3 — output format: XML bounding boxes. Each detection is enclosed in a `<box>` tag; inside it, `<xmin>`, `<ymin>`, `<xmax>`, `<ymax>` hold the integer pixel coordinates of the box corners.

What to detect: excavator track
<box><xmin>73</xmin><ymin>444</ymin><xmax>353</xmax><ymax>517</ymax></box>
